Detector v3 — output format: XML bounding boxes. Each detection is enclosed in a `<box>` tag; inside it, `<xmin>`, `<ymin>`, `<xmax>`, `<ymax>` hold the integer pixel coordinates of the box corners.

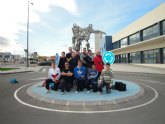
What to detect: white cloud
<box><xmin>0</xmin><ymin>0</ymin><xmax>78</xmax><ymax>53</ymax></box>
<box><xmin>31</xmin><ymin>0</ymin><xmax>78</xmax><ymax>15</ymax></box>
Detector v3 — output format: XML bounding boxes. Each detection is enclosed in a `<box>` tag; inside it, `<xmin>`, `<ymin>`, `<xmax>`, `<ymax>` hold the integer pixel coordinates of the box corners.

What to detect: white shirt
<box><xmin>48</xmin><ymin>67</ymin><xmax>61</xmax><ymax>81</ymax></box>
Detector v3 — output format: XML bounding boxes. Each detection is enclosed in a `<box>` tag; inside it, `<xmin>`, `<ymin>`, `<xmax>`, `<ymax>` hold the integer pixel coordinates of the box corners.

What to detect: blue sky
<box><xmin>0</xmin><ymin>0</ymin><xmax>164</xmax><ymax>56</ymax></box>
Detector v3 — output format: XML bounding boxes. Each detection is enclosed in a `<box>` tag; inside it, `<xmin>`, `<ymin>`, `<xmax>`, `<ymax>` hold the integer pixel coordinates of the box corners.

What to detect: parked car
<box><xmin>38</xmin><ymin>61</ymin><xmax>51</xmax><ymax>66</ymax></box>
<box><xmin>30</xmin><ymin>61</ymin><xmax>37</xmax><ymax>64</ymax></box>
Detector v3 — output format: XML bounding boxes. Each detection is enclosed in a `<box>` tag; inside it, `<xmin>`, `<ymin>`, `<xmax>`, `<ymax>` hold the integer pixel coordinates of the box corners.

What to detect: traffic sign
<box><xmin>103</xmin><ymin>51</ymin><xmax>115</xmax><ymax>64</ymax></box>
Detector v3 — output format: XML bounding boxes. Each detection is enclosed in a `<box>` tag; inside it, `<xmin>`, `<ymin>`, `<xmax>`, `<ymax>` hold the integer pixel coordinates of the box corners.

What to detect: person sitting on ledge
<box><xmin>45</xmin><ymin>62</ymin><xmax>61</xmax><ymax>93</ymax></box>
<box><xmin>86</xmin><ymin>63</ymin><xmax>98</xmax><ymax>93</ymax></box>
<box><xmin>74</xmin><ymin>60</ymin><xmax>86</xmax><ymax>93</ymax></box>
<box><xmin>98</xmin><ymin>62</ymin><xmax>113</xmax><ymax>94</ymax></box>
<box><xmin>60</xmin><ymin>62</ymin><xmax>73</xmax><ymax>95</ymax></box>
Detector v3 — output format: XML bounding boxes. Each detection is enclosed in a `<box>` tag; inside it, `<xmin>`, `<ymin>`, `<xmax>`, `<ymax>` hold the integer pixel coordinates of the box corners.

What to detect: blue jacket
<box><xmin>87</xmin><ymin>69</ymin><xmax>98</xmax><ymax>83</ymax></box>
<box><xmin>74</xmin><ymin>66</ymin><xmax>86</xmax><ymax>80</ymax></box>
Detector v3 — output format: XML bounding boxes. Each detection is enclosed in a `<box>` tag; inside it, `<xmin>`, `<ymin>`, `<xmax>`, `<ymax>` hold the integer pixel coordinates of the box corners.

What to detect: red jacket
<box><xmin>94</xmin><ymin>55</ymin><xmax>104</xmax><ymax>72</ymax></box>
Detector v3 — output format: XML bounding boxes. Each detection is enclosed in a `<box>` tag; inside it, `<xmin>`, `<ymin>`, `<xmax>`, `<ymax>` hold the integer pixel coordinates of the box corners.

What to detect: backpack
<box><xmin>115</xmin><ymin>81</ymin><xmax>126</xmax><ymax>91</ymax></box>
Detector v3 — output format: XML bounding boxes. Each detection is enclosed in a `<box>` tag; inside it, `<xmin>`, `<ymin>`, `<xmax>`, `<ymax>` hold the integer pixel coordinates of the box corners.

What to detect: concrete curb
<box><xmin>0</xmin><ymin>71</ymin><xmax>33</xmax><ymax>75</ymax></box>
<box><xmin>27</xmin><ymin>82</ymin><xmax>145</xmax><ymax>106</ymax></box>
<box><xmin>0</xmin><ymin>66</ymin><xmax>42</xmax><ymax>75</ymax></box>
<box><xmin>113</xmin><ymin>71</ymin><xmax>165</xmax><ymax>75</ymax></box>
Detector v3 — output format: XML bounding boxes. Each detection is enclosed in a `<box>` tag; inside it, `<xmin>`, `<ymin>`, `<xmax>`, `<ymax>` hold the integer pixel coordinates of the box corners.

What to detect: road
<box><xmin>0</xmin><ymin>67</ymin><xmax>165</xmax><ymax>124</ymax></box>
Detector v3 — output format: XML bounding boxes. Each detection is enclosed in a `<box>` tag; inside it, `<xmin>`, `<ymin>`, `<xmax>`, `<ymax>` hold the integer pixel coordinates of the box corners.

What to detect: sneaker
<box><xmin>75</xmin><ymin>91</ymin><xmax>78</xmax><ymax>93</ymax></box>
<box><xmin>45</xmin><ymin>90</ymin><xmax>50</xmax><ymax>94</ymax></box>
<box><xmin>87</xmin><ymin>91</ymin><xmax>90</xmax><ymax>93</ymax></box>
<box><xmin>61</xmin><ymin>92</ymin><xmax>65</xmax><ymax>95</ymax></box>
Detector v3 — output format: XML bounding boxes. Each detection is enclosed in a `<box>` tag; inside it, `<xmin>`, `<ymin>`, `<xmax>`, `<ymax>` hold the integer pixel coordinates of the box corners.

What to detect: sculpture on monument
<box><xmin>72</xmin><ymin>23</ymin><xmax>106</xmax><ymax>50</ymax></box>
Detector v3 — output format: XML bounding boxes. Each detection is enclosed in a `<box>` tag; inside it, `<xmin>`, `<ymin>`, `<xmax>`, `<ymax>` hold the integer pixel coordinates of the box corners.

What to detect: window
<box><xmin>129</xmin><ymin>32</ymin><xmax>140</xmax><ymax>45</ymax></box>
<box><xmin>113</xmin><ymin>41</ymin><xmax>120</xmax><ymax>49</ymax></box>
<box><xmin>115</xmin><ymin>55</ymin><xmax>121</xmax><ymax>63</ymax></box>
<box><xmin>130</xmin><ymin>52</ymin><xmax>141</xmax><ymax>63</ymax></box>
<box><xmin>143</xmin><ymin>49</ymin><xmax>160</xmax><ymax>63</ymax></box>
<box><xmin>162</xmin><ymin>21</ymin><xmax>165</xmax><ymax>35</ymax></box>
<box><xmin>143</xmin><ymin>24</ymin><xmax>159</xmax><ymax>40</ymax></box>
<box><xmin>163</xmin><ymin>48</ymin><xmax>165</xmax><ymax>63</ymax></box>
<box><xmin>120</xmin><ymin>54</ymin><xmax>128</xmax><ymax>63</ymax></box>
<box><xmin>120</xmin><ymin>38</ymin><xmax>128</xmax><ymax>48</ymax></box>
<box><xmin>153</xmin><ymin>24</ymin><xmax>159</xmax><ymax>34</ymax></box>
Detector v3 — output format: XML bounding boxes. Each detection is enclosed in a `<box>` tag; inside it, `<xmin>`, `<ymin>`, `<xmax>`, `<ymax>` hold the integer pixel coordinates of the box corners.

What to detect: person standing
<box><xmin>69</xmin><ymin>52</ymin><xmax>79</xmax><ymax>87</ymax></box>
<box><xmin>60</xmin><ymin>62</ymin><xmax>73</xmax><ymax>95</ymax></box>
<box><xmin>59</xmin><ymin>52</ymin><xmax>67</xmax><ymax>71</ymax></box>
<box><xmin>75</xmin><ymin>48</ymin><xmax>80</xmax><ymax>60</ymax></box>
<box><xmin>66</xmin><ymin>47</ymin><xmax>73</xmax><ymax>62</ymax></box>
<box><xmin>84</xmin><ymin>49</ymin><xmax>94</xmax><ymax>69</ymax></box>
<box><xmin>74</xmin><ymin>60</ymin><xmax>86</xmax><ymax>93</ymax></box>
<box><xmin>45</xmin><ymin>62</ymin><xmax>61</xmax><ymax>93</ymax></box>
<box><xmin>80</xmin><ymin>48</ymin><xmax>87</xmax><ymax>67</ymax></box>
<box><xmin>93</xmin><ymin>50</ymin><xmax>104</xmax><ymax>78</ymax></box>
<box><xmin>69</xmin><ymin>52</ymin><xmax>79</xmax><ymax>71</ymax></box>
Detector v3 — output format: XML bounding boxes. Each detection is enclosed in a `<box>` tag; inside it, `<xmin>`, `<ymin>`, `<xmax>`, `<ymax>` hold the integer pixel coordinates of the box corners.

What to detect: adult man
<box><xmin>59</xmin><ymin>52</ymin><xmax>67</xmax><ymax>71</ymax></box>
<box><xmin>45</xmin><ymin>62</ymin><xmax>61</xmax><ymax>93</ymax></box>
<box><xmin>60</xmin><ymin>62</ymin><xmax>73</xmax><ymax>95</ymax></box>
<box><xmin>84</xmin><ymin>49</ymin><xmax>93</xmax><ymax>68</ymax></box>
<box><xmin>74</xmin><ymin>60</ymin><xmax>86</xmax><ymax>92</ymax></box>
<box><xmin>66</xmin><ymin>47</ymin><xmax>73</xmax><ymax>62</ymax></box>
<box><xmin>69</xmin><ymin>51</ymin><xmax>79</xmax><ymax>87</ymax></box>
<box><xmin>93</xmin><ymin>50</ymin><xmax>104</xmax><ymax>78</ymax></box>
<box><xmin>80</xmin><ymin>48</ymin><xmax>87</xmax><ymax>67</ymax></box>
<box><xmin>75</xmin><ymin>48</ymin><xmax>80</xmax><ymax>60</ymax></box>
<box><xmin>69</xmin><ymin>52</ymin><xmax>79</xmax><ymax>71</ymax></box>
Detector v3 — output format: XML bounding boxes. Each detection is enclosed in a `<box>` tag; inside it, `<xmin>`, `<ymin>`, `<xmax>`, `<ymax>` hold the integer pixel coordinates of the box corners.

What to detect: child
<box><xmin>98</xmin><ymin>62</ymin><xmax>113</xmax><ymax>94</ymax></box>
<box><xmin>86</xmin><ymin>64</ymin><xmax>98</xmax><ymax>92</ymax></box>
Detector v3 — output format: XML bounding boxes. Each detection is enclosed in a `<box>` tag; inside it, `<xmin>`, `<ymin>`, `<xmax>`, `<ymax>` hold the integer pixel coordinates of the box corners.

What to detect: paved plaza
<box><xmin>0</xmin><ymin>64</ymin><xmax>165</xmax><ymax>124</ymax></box>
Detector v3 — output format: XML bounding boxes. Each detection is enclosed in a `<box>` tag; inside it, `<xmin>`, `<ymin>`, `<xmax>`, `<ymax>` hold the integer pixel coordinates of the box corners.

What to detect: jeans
<box><xmin>98</xmin><ymin>81</ymin><xmax>111</xmax><ymax>94</ymax></box>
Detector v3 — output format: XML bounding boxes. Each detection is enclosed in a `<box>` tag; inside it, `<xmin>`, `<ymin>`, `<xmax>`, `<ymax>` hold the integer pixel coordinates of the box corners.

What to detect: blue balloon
<box><xmin>103</xmin><ymin>51</ymin><xmax>115</xmax><ymax>65</ymax></box>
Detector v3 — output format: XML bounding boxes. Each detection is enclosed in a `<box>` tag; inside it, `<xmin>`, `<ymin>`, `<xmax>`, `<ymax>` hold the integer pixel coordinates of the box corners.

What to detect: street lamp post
<box><xmin>27</xmin><ymin>1</ymin><xmax>33</xmax><ymax>67</ymax></box>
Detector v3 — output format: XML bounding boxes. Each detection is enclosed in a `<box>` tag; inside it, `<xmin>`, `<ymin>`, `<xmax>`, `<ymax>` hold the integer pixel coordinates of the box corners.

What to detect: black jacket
<box><xmin>59</xmin><ymin>57</ymin><xmax>67</xmax><ymax>70</ymax></box>
<box><xmin>69</xmin><ymin>57</ymin><xmax>78</xmax><ymax>71</ymax></box>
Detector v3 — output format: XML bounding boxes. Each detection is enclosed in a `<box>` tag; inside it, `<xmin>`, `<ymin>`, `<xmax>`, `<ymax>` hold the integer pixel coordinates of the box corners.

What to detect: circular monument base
<box><xmin>27</xmin><ymin>80</ymin><xmax>145</xmax><ymax>106</ymax></box>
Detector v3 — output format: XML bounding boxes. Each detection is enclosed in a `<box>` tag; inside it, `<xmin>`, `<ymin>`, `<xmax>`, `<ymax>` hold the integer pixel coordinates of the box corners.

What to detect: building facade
<box><xmin>95</xmin><ymin>32</ymin><xmax>104</xmax><ymax>52</ymax></box>
<box><xmin>111</xmin><ymin>3</ymin><xmax>165</xmax><ymax>64</ymax></box>
<box><xmin>99</xmin><ymin>36</ymin><xmax>112</xmax><ymax>55</ymax></box>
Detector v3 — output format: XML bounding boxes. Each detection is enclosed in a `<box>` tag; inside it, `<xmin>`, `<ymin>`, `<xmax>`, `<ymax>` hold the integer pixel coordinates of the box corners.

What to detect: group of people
<box><xmin>43</xmin><ymin>47</ymin><xmax>113</xmax><ymax>95</ymax></box>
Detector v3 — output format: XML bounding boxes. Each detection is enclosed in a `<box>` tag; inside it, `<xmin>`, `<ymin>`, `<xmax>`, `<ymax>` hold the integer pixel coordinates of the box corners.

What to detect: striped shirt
<box><xmin>100</xmin><ymin>69</ymin><xmax>113</xmax><ymax>83</ymax></box>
